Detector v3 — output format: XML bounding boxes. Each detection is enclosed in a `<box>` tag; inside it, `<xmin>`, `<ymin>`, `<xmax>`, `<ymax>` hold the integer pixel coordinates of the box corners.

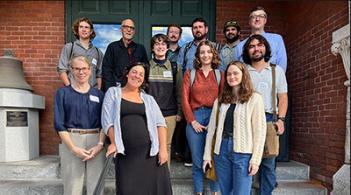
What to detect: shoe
<box><xmin>184</xmin><ymin>162</ymin><xmax>193</xmax><ymax>167</ymax></box>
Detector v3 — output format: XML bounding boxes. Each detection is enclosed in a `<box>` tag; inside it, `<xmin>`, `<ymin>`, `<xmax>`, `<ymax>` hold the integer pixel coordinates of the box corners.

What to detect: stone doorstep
<box><xmin>0</xmin><ymin>179</ymin><xmax>327</xmax><ymax>195</ymax></box>
<box><xmin>0</xmin><ymin>156</ymin><xmax>310</xmax><ymax>182</ymax></box>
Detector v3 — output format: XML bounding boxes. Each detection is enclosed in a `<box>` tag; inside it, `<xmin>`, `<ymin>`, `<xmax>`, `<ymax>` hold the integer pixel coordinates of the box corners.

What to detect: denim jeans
<box><xmin>186</xmin><ymin>107</ymin><xmax>219</xmax><ymax>193</ymax></box>
<box><xmin>214</xmin><ymin>138</ymin><xmax>252</xmax><ymax>195</ymax></box>
<box><xmin>258</xmin><ymin>113</ymin><xmax>276</xmax><ymax>195</ymax></box>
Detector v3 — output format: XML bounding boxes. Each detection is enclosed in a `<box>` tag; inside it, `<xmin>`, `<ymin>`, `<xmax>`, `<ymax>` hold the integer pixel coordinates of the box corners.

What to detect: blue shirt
<box><xmin>177</xmin><ymin>41</ymin><xmax>198</xmax><ymax>73</ymax></box>
<box><xmin>219</xmin><ymin>40</ymin><xmax>240</xmax><ymax>71</ymax></box>
<box><xmin>54</xmin><ymin>85</ymin><xmax>104</xmax><ymax>132</ymax></box>
<box><xmin>234</xmin><ymin>32</ymin><xmax>287</xmax><ymax>72</ymax></box>
<box><xmin>101</xmin><ymin>86</ymin><xmax>167</xmax><ymax>156</ymax></box>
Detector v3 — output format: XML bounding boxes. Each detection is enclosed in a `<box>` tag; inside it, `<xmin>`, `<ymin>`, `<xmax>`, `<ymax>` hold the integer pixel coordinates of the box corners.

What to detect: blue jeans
<box><xmin>186</xmin><ymin>107</ymin><xmax>219</xmax><ymax>193</ymax></box>
<box><xmin>214</xmin><ymin>138</ymin><xmax>252</xmax><ymax>195</ymax></box>
<box><xmin>258</xmin><ymin>113</ymin><xmax>276</xmax><ymax>195</ymax></box>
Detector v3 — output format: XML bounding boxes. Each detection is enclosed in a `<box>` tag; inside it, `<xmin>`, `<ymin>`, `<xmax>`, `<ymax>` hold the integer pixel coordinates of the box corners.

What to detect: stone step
<box><xmin>0</xmin><ymin>156</ymin><xmax>309</xmax><ymax>182</ymax></box>
<box><xmin>0</xmin><ymin>179</ymin><xmax>327</xmax><ymax>195</ymax></box>
<box><xmin>0</xmin><ymin>155</ymin><xmax>59</xmax><ymax>179</ymax></box>
<box><xmin>169</xmin><ymin>160</ymin><xmax>309</xmax><ymax>181</ymax></box>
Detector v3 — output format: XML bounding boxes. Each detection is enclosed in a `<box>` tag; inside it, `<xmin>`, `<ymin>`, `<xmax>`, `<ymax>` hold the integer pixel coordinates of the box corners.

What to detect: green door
<box><xmin>65</xmin><ymin>0</ymin><xmax>216</xmax><ymax>55</ymax></box>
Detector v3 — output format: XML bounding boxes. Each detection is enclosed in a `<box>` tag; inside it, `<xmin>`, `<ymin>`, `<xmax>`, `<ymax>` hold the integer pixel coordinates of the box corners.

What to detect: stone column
<box><xmin>331</xmin><ymin>22</ymin><xmax>350</xmax><ymax>195</ymax></box>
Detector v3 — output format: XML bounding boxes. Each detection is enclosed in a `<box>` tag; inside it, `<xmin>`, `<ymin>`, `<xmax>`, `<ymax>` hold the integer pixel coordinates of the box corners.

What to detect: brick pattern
<box><xmin>284</xmin><ymin>2</ymin><xmax>349</xmax><ymax>190</ymax></box>
<box><xmin>0</xmin><ymin>1</ymin><xmax>65</xmax><ymax>155</ymax></box>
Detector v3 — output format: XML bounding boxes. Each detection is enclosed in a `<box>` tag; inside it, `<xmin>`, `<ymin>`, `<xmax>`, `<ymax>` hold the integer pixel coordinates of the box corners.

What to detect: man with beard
<box><xmin>235</xmin><ymin>6</ymin><xmax>287</xmax><ymax>73</ymax></box>
<box><xmin>242</xmin><ymin>34</ymin><xmax>288</xmax><ymax>195</ymax></box>
<box><xmin>219</xmin><ymin>20</ymin><xmax>241</xmax><ymax>71</ymax></box>
<box><xmin>102</xmin><ymin>18</ymin><xmax>148</xmax><ymax>92</ymax></box>
<box><xmin>166</xmin><ymin>24</ymin><xmax>182</xmax><ymax>63</ymax></box>
<box><xmin>177</xmin><ymin>17</ymin><xmax>221</xmax><ymax>73</ymax></box>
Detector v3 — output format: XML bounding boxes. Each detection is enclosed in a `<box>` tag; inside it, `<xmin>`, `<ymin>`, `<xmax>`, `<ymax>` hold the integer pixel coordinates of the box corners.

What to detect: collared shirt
<box><xmin>219</xmin><ymin>40</ymin><xmax>240</xmax><ymax>71</ymax></box>
<box><xmin>147</xmin><ymin>58</ymin><xmax>182</xmax><ymax>117</ymax></box>
<box><xmin>234</xmin><ymin>32</ymin><xmax>287</xmax><ymax>72</ymax></box>
<box><xmin>57</xmin><ymin>40</ymin><xmax>104</xmax><ymax>87</ymax></box>
<box><xmin>101</xmin><ymin>86</ymin><xmax>167</xmax><ymax>156</ymax></box>
<box><xmin>166</xmin><ymin>45</ymin><xmax>181</xmax><ymax>63</ymax></box>
<box><xmin>102</xmin><ymin>38</ymin><xmax>148</xmax><ymax>92</ymax></box>
<box><xmin>247</xmin><ymin>64</ymin><xmax>288</xmax><ymax>113</ymax></box>
<box><xmin>54</xmin><ymin>85</ymin><xmax>104</xmax><ymax>132</ymax></box>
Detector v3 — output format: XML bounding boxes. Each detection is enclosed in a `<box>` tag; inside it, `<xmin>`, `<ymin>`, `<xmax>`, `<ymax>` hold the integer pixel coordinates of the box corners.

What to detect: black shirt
<box><xmin>223</xmin><ymin>103</ymin><xmax>236</xmax><ymax>135</ymax></box>
<box><xmin>102</xmin><ymin>38</ymin><xmax>148</xmax><ymax>92</ymax></box>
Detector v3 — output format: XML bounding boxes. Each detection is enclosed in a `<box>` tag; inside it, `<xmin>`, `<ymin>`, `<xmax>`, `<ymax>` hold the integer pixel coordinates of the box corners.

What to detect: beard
<box><xmin>250</xmin><ymin>52</ymin><xmax>265</xmax><ymax>62</ymax></box>
<box><xmin>193</xmin><ymin>32</ymin><xmax>207</xmax><ymax>41</ymax></box>
<box><xmin>225</xmin><ymin>34</ymin><xmax>239</xmax><ymax>43</ymax></box>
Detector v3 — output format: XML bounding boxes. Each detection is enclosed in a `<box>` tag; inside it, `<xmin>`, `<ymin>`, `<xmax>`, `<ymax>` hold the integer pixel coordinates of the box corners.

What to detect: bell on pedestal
<box><xmin>0</xmin><ymin>49</ymin><xmax>32</xmax><ymax>91</ymax></box>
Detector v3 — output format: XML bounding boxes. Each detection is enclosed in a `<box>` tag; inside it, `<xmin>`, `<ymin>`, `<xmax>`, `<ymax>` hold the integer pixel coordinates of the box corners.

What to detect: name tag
<box><xmin>89</xmin><ymin>95</ymin><xmax>99</xmax><ymax>103</ymax></box>
<box><xmin>163</xmin><ymin>70</ymin><xmax>172</xmax><ymax>78</ymax></box>
<box><xmin>92</xmin><ymin>58</ymin><xmax>97</xmax><ymax>66</ymax></box>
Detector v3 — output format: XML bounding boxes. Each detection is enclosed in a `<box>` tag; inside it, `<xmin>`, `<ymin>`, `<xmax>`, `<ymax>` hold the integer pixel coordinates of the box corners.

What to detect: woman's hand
<box><xmin>202</xmin><ymin>160</ymin><xmax>212</xmax><ymax>173</ymax></box>
<box><xmin>83</xmin><ymin>144</ymin><xmax>104</xmax><ymax>161</ymax></box>
<box><xmin>71</xmin><ymin>146</ymin><xmax>91</xmax><ymax>161</ymax></box>
<box><xmin>191</xmin><ymin>120</ymin><xmax>206</xmax><ymax>133</ymax></box>
<box><xmin>158</xmin><ymin>149</ymin><xmax>168</xmax><ymax>166</ymax></box>
<box><xmin>248</xmin><ymin>164</ymin><xmax>259</xmax><ymax>176</ymax></box>
<box><xmin>106</xmin><ymin>143</ymin><xmax>117</xmax><ymax>158</ymax></box>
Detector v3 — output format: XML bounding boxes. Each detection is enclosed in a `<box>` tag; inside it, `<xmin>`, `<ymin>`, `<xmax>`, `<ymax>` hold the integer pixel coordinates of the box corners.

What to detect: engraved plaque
<box><xmin>6</xmin><ymin>111</ymin><xmax>28</xmax><ymax>127</ymax></box>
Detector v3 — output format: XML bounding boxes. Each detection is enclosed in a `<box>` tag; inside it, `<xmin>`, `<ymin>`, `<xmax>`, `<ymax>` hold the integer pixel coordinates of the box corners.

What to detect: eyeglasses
<box><xmin>122</xmin><ymin>25</ymin><xmax>135</xmax><ymax>30</ymax></box>
<box><xmin>72</xmin><ymin>67</ymin><xmax>90</xmax><ymax>73</ymax></box>
<box><xmin>249</xmin><ymin>14</ymin><xmax>267</xmax><ymax>20</ymax></box>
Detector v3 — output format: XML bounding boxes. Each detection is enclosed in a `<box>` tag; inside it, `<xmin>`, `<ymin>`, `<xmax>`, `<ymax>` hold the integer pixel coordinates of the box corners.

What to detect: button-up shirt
<box><xmin>219</xmin><ymin>40</ymin><xmax>240</xmax><ymax>71</ymax></box>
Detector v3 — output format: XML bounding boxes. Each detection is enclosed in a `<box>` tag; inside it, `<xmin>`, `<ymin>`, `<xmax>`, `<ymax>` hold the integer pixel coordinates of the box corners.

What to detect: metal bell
<box><xmin>0</xmin><ymin>49</ymin><xmax>32</xmax><ymax>91</ymax></box>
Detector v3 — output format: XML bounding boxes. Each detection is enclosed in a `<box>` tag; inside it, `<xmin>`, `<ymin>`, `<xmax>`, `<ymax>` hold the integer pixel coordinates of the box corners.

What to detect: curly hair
<box><xmin>219</xmin><ymin>61</ymin><xmax>254</xmax><ymax>104</ymax></box>
<box><xmin>193</xmin><ymin>41</ymin><xmax>220</xmax><ymax>70</ymax></box>
<box><xmin>242</xmin><ymin>34</ymin><xmax>271</xmax><ymax>65</ymax></box>
<box><xmin>72</xmin><ymin>17</ymin><xmax>96</xmax><ymax>40</ymax></box>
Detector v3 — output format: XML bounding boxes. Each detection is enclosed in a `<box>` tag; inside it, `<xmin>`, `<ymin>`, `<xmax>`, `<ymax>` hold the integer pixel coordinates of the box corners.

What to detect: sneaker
<box><xmin>184</xmin><ymin>162</ymin><xmax>193</xmax><ymax>167</ymax></box>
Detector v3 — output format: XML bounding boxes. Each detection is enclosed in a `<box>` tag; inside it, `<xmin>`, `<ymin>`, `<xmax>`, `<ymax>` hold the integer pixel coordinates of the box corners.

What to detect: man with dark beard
<box><xmin>219</xmin><ymin>20</ymin><xmax>241</xmax><ymax>71</ymax></box>
<box><xmin>177</xmin><ymin>17</ymin><xmax>221</xmax><ymax>73</ymax></box>
<box><xmin>242</xmin><ymin>34</ymin><xmax>288</xmax><ymax>195</ymax></box>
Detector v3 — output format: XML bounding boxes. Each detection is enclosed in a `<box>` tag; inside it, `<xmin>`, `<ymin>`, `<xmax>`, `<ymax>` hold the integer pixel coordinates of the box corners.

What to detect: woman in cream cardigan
<box><xmin>203</xmin><ymin>61</ymin><xmax>266</xmax><ymax>195</ymax></box>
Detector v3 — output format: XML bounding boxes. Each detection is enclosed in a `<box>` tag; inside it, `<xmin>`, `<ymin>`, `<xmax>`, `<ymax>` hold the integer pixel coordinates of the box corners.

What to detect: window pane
<box><xmin>92</xmin><ymin>24</ymin><xmax>121</xmax><ymax>54</ymax></box>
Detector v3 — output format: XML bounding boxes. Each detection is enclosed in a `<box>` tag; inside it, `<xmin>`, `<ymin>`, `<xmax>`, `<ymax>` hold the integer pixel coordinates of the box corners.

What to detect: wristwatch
<box><xmin>278</xmin><ymin>117</ymin><xmax>286</xmax><ymax>122</ymax></box>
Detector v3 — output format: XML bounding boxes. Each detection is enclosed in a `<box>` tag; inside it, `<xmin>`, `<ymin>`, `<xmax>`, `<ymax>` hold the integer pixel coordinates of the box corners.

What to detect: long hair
<box><xmin>242</xmin><ymin>34</ymin><xmax>271</xmax><ymax>65</ymax></box>
<box><xmin>219</xmin><ymin>61</ymin><xmax>254</xmax><ymax>104</ymax></box>
<box><xmin>193</xmin><ymin>40</ymin><xmax>220</xmax><ymax>70</ymax></box>
<box><xmin>72</xmin><ymin>17</ymin><xmax>96</xmax><ymax>40</ymax></box>
<box><xmin>122</xmin><ymin>62</ymin><xmax>149</xmax><ymax>91</ymax></box>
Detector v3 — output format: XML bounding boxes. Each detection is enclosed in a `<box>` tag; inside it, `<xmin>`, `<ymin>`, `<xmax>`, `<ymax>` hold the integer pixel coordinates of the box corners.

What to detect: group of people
<box><xmin>54</xmin><ymin>5</ymin><xmax>288</xmax><ymax>195</ymax></box>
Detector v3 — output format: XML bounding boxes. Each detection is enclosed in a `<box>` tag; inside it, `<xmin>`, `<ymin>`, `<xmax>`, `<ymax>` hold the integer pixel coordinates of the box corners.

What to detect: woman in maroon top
<box><xmin>182</xmin><ymin>40</ymin><xmax>224</xmax><ymax>195</ymax></box>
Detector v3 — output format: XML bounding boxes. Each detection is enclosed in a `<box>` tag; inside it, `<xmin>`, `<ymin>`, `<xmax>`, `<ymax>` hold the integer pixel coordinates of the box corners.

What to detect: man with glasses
<box><xmin>219</xmin><ymin>20</ymin><xmax>241</xmax><ymax>71</ymax></box>
<box><xmin>235</xmin><ymin>6</ymin><xmax>287</xmax><ymax>72</ymax></box>
<box><xmin>57</xmin><ymin>17</ymin><xmax>104</xmax><ymax>89</ymax></box>
<box><xmin>102</xmin><ymin>18</ymin><xmax>148</xmax><ymax>92</ymax></box>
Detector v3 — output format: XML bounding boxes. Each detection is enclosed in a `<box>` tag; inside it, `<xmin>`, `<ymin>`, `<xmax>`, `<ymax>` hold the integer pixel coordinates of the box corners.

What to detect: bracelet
<box><xmin>278</xmin><ymin>117</ymin><xmax>286</xmax><ymax>122</ymax></box>
<box><xmin>97</xmin><ymin>142</ymin><xmax>104</xmax><ymax>146</ymax></box>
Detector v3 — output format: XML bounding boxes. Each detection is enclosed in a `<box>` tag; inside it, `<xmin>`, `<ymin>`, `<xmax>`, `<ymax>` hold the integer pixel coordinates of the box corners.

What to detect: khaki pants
<box><xmin>165</xmin><ymin>115</ymin><xmax>177</xmax><ymax>169</ymax></box>
<box><xmin>59</xmin><ymin>132</ymin><xmax>105</xmax><ymax>195</ymax></box>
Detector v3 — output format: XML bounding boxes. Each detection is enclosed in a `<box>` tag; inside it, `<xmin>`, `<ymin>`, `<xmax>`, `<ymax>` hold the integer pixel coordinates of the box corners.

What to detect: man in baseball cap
<box><xmin>219</xmin><ymin>20</ymin><xmax>241</xmax><ymax>71</ymax></box>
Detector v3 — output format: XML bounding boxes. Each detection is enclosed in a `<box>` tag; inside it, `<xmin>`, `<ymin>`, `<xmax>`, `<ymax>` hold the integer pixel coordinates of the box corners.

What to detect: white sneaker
<box><xmin>184</xmin><ymin>162</ymin><xmax>193</xmax><ymax>167</ymax></box>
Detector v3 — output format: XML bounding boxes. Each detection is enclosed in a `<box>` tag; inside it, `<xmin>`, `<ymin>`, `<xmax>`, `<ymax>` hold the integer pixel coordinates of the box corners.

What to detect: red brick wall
<box><xmin>217</xmin><ymin>0</ymin><xmax>348</xmax><ymax>190</ymax></box>
<box><xmin>216</xmin><ymin>1</ymin><xmax>286</xmax><ymax>43</ymax></box>
<box><xmin>0</xmin><ymin>1</ymin><xmax>64</xmax><ymax>155</ymax></box>
<box><xmin>283</xmin><ymin>1</ymin><xmax>348</xmax><ymax>190</ymax></box>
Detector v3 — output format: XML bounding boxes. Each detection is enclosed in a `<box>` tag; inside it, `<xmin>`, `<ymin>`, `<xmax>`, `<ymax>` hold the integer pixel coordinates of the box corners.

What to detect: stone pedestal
<box><xmin>331</xmin><ymin>22</ymin><xmax>350</xmax><ymax>195</ymax></box>
<box><xmin>0</xmin><ymin>88</ymin><xmax>45</xmax><ymax>162</ymax></box>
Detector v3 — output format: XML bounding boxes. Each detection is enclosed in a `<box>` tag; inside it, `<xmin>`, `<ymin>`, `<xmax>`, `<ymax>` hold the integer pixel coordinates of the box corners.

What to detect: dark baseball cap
<box><xmin>223</xmin><ymin>20</ymin><xmax>241</xmax><ymax>33</ymax></box>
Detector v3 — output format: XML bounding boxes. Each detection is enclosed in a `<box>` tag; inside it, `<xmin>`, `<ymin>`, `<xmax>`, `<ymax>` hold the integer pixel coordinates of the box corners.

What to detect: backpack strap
<box><xmin>214</xmin><ymin>69</ymin><xmax>221</xmax><ymax>86</ymax></box>
<box><xmin>69</xmin><ymin>41</ymin><xmax>74</xmax><ymax>60</ymax></box>
<box><xmin>270</xmin><ymin>63</ymin><xmax>277</xmax><ymax>120</ymax></box>
<box><xmin>182</xmin><ymin>41</ymin><xmax>194</xmax><ymax>73</ymax></box>
<box><xmin>190</xmin><ymin>69</ymin><xmax>221</xmax><ymax>87</ymax></box>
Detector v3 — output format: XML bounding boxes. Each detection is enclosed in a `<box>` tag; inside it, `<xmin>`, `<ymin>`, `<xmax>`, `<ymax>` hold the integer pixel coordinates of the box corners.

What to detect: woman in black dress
<box><xmin>101</xmin><ymin>62</ymin><xmax>172</xmax><ymax>195</ymax></box>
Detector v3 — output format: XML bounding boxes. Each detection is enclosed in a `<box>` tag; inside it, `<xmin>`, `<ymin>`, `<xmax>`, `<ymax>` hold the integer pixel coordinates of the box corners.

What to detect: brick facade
<box><xmin>0</xmin><ymin>0</ymin><xmax>348</xmax><ymax>191</ymax></box>
<box><xmin>0</xmin><ymin>0</ymin><xmax>65</xmax><ymax>155</ymax></box>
